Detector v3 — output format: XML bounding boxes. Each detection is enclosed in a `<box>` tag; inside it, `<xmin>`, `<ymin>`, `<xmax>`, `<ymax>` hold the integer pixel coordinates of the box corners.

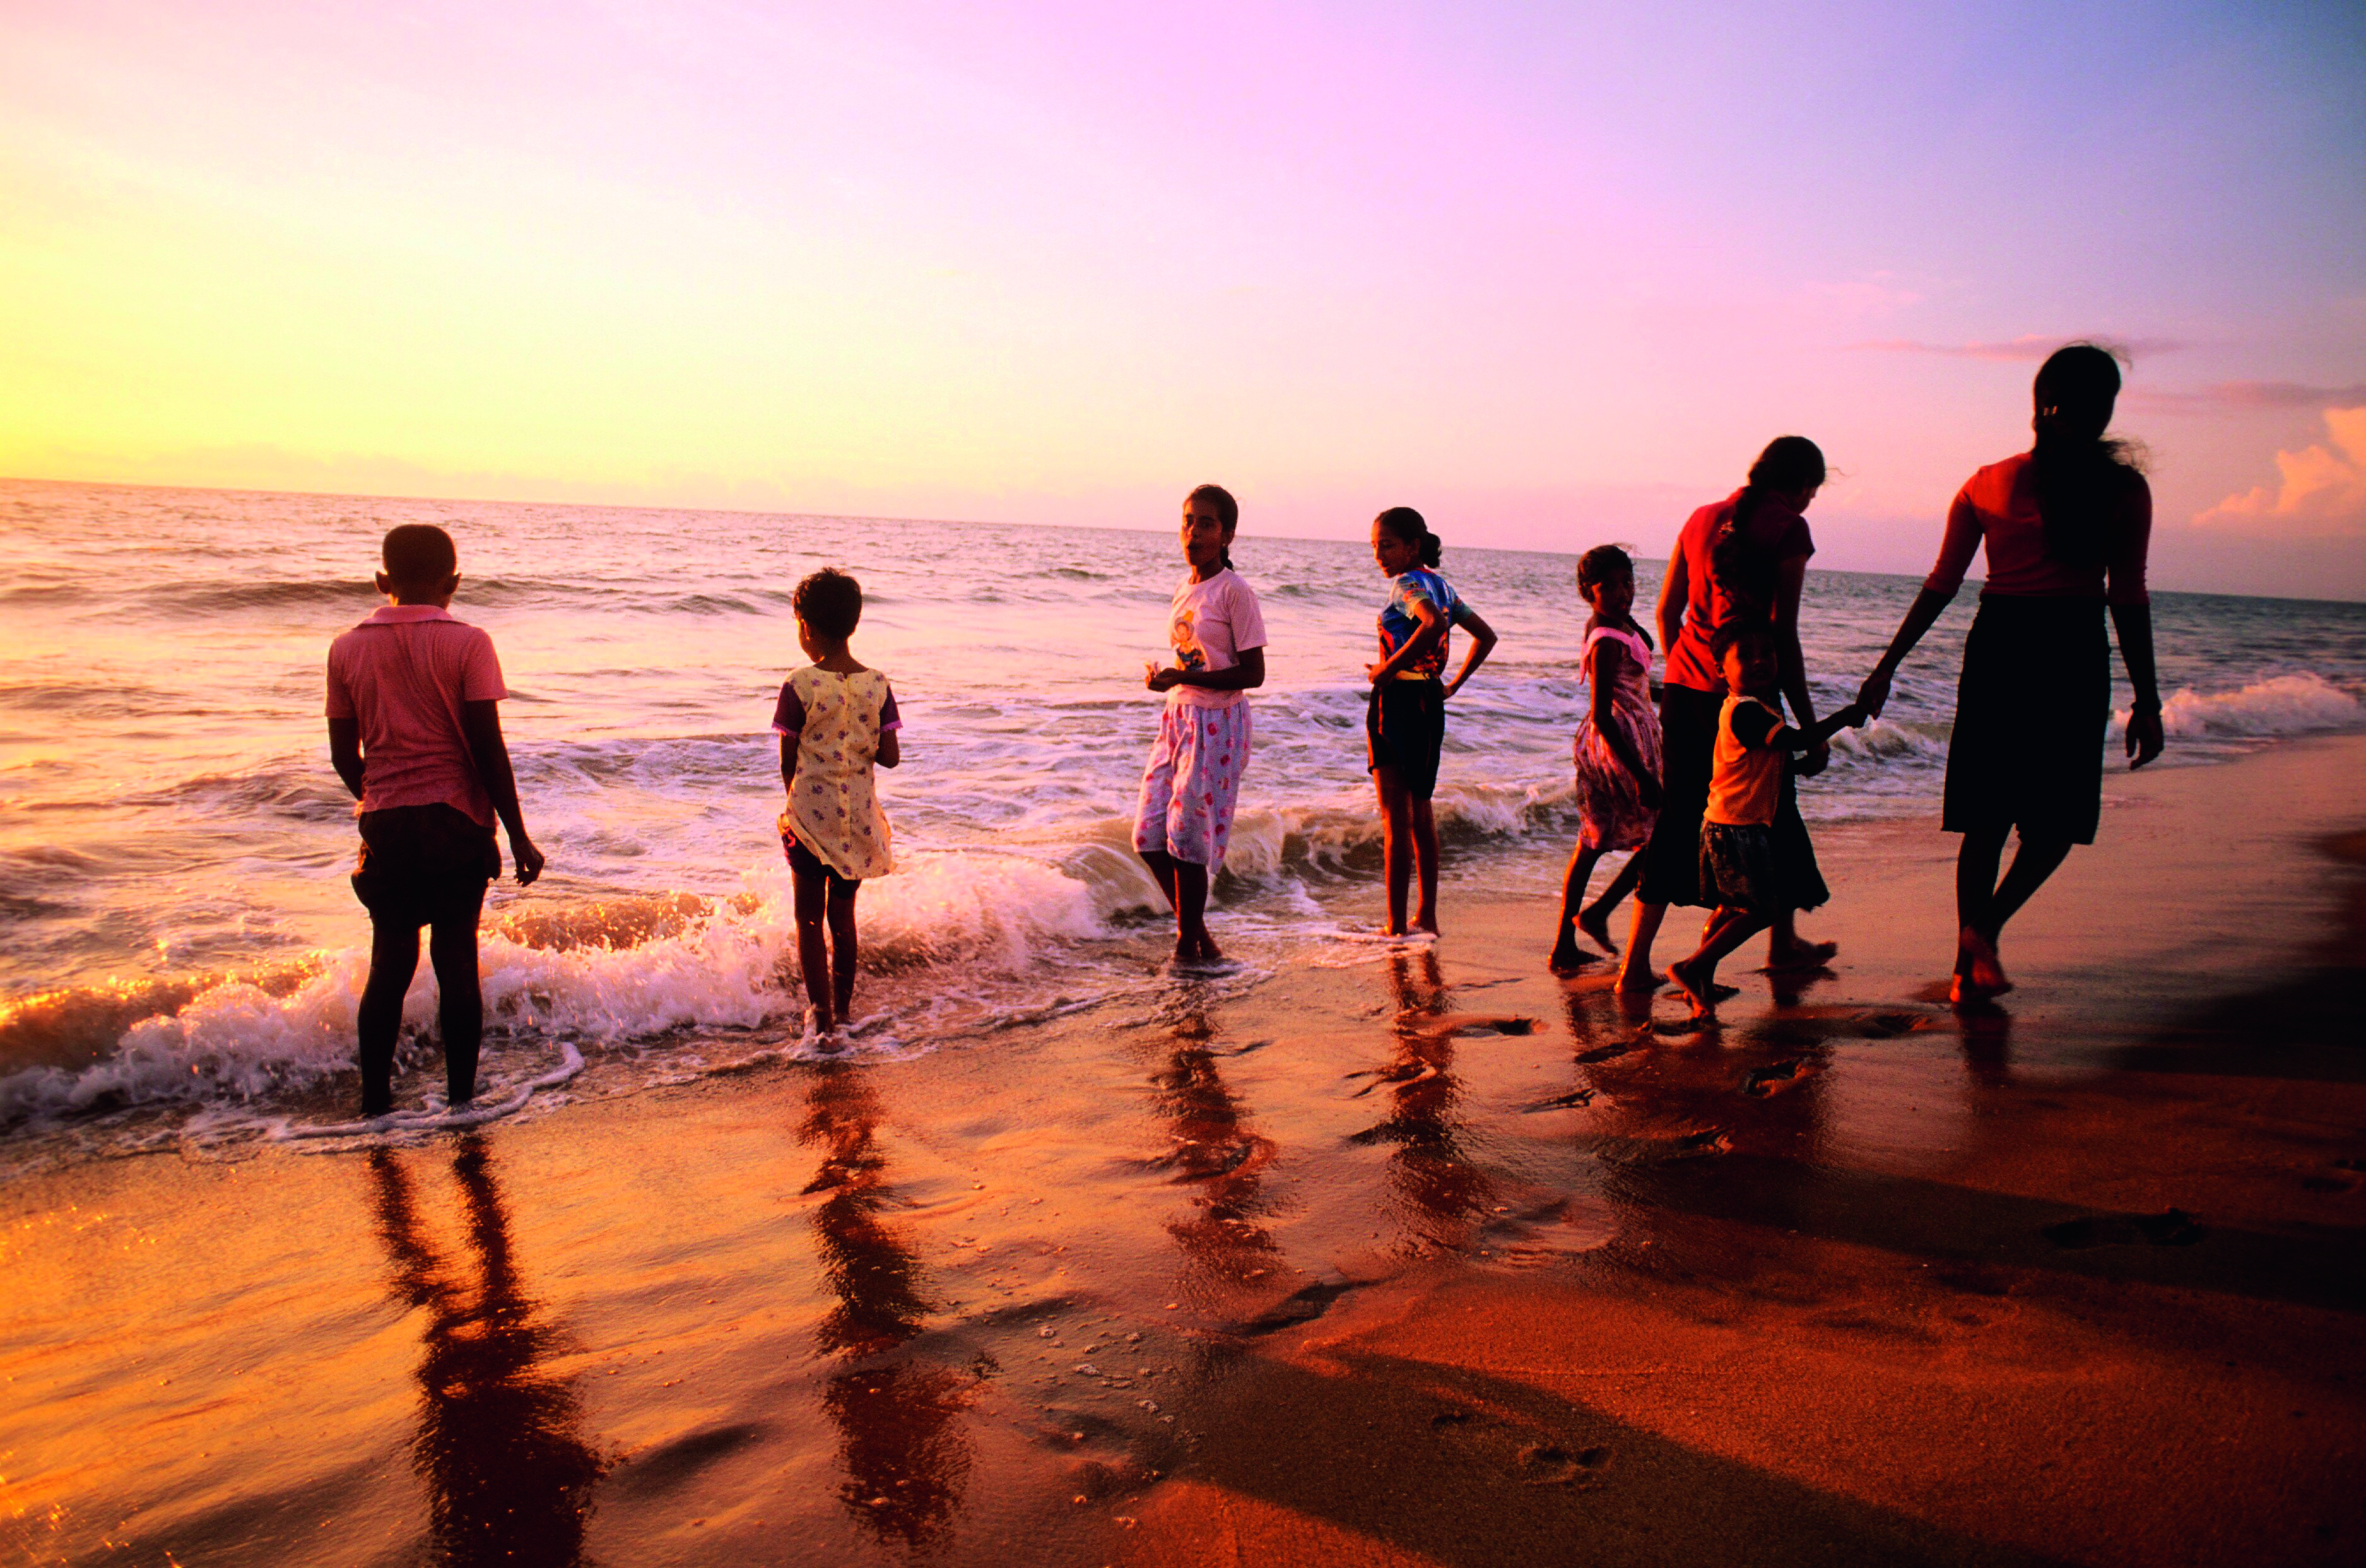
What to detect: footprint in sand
<box><xmin>2304</xmin><ymin>1160</ymin><xmax>2364</xmax><ymax>1193</ymax></box>
<box><xmin>1237</xmin><ymin>1278</ymin><xmax>1356</xmax><ymax>1336</ymax></box>
<box><xmin>1851</xmin><ymin>1010</ymin><xmax>1932</xmax><ymax>1038</ymax></box>
<box><xmin>1671</xmin><ymin>1127</ymin><xmax>1733</xmax><ymax>1158</ymax></box>
<box><xmin>1574</xmin><ymin>1040</ymin><xmax>1635</xmax><ymax>1064</ymax></box>
<box><xmin>1741</xmin><ymin>1059</ymin><xmax>1810</xmax><ymax>1097</ymax></box>
<box><xmin>2041</xmin><ymin>1207</ymin><xmax>2206</xmax><ymax>1248</ymax></box>
<box><xmin>1398</xmin><ymin>1011</ymin><xmax>1538</xmax><ymax>1040</ymax></box>
<box><xmin>1523</xmin><ymin>1087</ymin><xmax>1597</xmax><ymax>1112</ymax></box>
<box><xmin>1517</xmin><ymin>1442</ymin><xmax>1613</xmax><ymax>1487</ymax></box>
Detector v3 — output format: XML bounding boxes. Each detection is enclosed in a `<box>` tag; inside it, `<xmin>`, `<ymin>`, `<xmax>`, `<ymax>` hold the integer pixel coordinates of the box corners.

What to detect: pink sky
<box><xmin>3</xmin><ymin>1</ymin><xmax>2361</xmax><ymax>595</ymax></box>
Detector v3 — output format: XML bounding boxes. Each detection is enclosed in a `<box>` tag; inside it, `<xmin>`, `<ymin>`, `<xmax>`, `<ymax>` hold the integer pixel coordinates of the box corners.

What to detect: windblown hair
<box><xmin>2029</xmin><ymin>343</ymin><xmax>2146</xmax><ymax>569</ymax></box>
<box><xmin>380</xmin><ymin>523</ymin><xmax>457</xmax><ymax>588</ymax></box>
<box><xmin>1187</xmin><ymin>483</ymin><xmax>1239</xmax><ymax>570</ymax></box>
<box><xmin>1711</xmin><ymin>435</ymin><xmax>1826</xmax><ymax>618</ymax></box>
<box><xmin>792</xmin><ymin>567</ymin><xmax>863</xmax><ymax>641</ymax></box>
<box><xmin>1374</xmin><ymin>506</ymin><xmax>1442</xmax><ymax>569</ymax></box>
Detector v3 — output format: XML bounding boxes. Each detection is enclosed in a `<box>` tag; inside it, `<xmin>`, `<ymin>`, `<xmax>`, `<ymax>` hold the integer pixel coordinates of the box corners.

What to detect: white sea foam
<box><xmin>0</xmin><ymin>846</ymin><xmax>1141</xmax><ymax>1131</ymax></box>
<box><xmin>2129</xmin><ymin>671</ymin><xmax>2363</xmax><ymax>739</ymax></box>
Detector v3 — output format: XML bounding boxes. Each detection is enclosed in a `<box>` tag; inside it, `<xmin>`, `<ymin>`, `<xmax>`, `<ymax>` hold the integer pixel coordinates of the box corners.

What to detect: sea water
<box><xmin>3</xmin><ymin>478</ymin><xmax>2360</xmax><ymax>1147</ymax></box>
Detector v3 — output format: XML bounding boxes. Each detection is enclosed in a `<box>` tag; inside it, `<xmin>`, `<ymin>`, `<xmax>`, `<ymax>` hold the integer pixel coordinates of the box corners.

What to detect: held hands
<box><xmin>1365</xmin><ymin>662</ymin><xmax>1391</xmax><ymax>687</ymax></box>
<box><xmin>1856</xmin><ymin>667</ymin><xmax>1894</xmax><ymax>720</ymax></box>
<box><xmin>1144</xmin><ymin>661</ymin><xmax>1184</xmax><ymax>693</ymax></box>
<box><xmin>2126</xmin><ymin>706</ymin><xmax>2165</xmax><ymax>770</ymax></box>
<box><xmin>509</xmin><ymin>829</ymin><xmax>546</xmax><ymax>887</ymax></box>
<box><xmin>1795</xmin><ymin>737</ymin><xmax>1830</xmax><ymax>779</ymax></box>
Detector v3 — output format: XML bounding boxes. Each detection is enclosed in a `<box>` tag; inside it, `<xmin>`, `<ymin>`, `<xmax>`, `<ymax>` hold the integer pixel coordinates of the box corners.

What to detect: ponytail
<box><xmin>1713</xmin><ymin>435</ymin><xmax>1825</xmax><ymax>613</ymax></box>
<box><xmin>2029</xmin><ymin>344</ymin><xmax>2143</xmax><ymax>569</ymax></box>
<box><xmin>1375</xmin><ymin>505</ymin><xmax>1441</xmax><ymax>569</ymax></box>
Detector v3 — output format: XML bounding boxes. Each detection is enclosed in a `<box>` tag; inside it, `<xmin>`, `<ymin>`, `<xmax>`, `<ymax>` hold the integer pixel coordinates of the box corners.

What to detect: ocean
<box><xmin>3</xmin><ymin>477</ymin><xmax>2360</xmax><ymax>1155</ymax></box>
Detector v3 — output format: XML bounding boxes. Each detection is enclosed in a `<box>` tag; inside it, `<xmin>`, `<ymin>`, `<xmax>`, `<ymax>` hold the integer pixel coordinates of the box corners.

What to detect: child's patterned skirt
<box><xmin>1134</xmin><ymin>702</ymin><xmax>1252</xmax><ymax>870</ymax></box>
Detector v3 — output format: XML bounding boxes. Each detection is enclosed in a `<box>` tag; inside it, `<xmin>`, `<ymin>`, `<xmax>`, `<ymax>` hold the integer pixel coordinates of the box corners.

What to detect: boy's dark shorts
<box><xmin>352</xmin><ymin>803</ymin><xmax>499</xmax><ymax>928</ymax></box>
<box><xmin>782</xmin><ymin>831</ymin><xmax>861</xmax><ymax>899</ymax></box>
<box><xmin>1366</xmin><ymin>678</ymin><xmax>1446</xmax><ymax>801</ymax></box>
<box><xmin>1698</xmin><ymin>821</ymin><xmax>1781</xmax><ymax>914</ymax></box>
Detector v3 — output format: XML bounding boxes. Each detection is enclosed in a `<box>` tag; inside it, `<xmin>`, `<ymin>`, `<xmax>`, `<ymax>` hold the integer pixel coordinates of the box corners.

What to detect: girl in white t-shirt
<box><xmin>1137</xmin><ymin>484</ymin><xmax>1268</xmax><ymax>964</ymax></box>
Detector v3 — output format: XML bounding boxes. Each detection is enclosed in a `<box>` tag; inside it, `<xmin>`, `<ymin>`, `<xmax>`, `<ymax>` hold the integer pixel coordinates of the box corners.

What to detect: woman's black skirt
<box><xmin>1637</xmin><ymin>684</ymin><xmax>1719</xmax><ymax>906</ymax></box>
<box><xmin>1943</xmin><ymin>595</ymin><xmax>2110</xmax><ymax>845</ymax></box>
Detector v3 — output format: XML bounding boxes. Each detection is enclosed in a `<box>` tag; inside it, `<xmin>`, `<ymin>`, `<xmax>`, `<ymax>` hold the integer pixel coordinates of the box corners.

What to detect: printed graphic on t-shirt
<box><xmin>1171</xmin><ymin>609</ymin><xmax>1208</xmax><ymax>672</ymax></box>
<box><xmin>1377</xmin><ymin>568</ymin><xmax>1461</xmax><ymax>680</ymax></box>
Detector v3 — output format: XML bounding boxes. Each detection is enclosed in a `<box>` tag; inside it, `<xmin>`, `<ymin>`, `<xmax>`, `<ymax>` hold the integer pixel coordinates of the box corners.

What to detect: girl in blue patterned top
<box><xmin>1365</xmin><ymin>506</ymin><xmax>1498</xmax><ymax>935</ymax></box>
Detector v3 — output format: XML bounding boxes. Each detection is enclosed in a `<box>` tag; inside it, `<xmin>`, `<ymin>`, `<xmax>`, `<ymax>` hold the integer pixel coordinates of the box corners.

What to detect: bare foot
<box><xmin>1955</xmin><ymin>928</ymin><xmax>2012</xmax><ymax>1000</ymax></box>
<box><xmin>1577</xmin><ymin>908</ymin><xmax>1619</xmax><ymax>956</ymax></box>
<box><xmin>1413</xmin><ymin>914</ymin><xmax>1440</xmax><ymax>936</ymax></box>
<box><xmin>1767</xmin><ymin>937</ymin><xmax>1838</xmax><ymax>971</ymax></box>
<box><xmin>1665</xmin><ymin>958</ymin><xmax>1718</xmax><ymax>1018</ymax></box>
<box><xmin>1174</xmin><ymin>932</ymin><xmax>1225</xmax><ymax>966</ymax></box>
<box><xmin>1614</xmin><ymin>962</ymin><xmax>1663</xmax><ymax>994</ymax></box>
<box><xmin>1549</xmin><ymin>936</ymin><xmax>1599</xmax><ymax>975</ymax></box>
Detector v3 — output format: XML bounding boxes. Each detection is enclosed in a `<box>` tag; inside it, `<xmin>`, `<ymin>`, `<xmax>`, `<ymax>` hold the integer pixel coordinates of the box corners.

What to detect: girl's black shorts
<box><xmin>1367</xmin><ymin>678</ymin><xmax>1446</xmax><ymax>801</ymax></box>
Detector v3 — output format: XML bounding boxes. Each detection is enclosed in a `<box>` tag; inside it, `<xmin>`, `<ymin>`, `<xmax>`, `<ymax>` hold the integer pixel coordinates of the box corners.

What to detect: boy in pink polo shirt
<box><xmin>326</xmin><ymin>524</ymin><xmax>544</xmax><ymax>1118</ymax></box>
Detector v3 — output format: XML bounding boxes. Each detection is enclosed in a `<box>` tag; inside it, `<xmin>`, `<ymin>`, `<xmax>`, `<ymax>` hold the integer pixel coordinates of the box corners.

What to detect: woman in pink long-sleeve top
<box><xmin>1858</xmin><ymin>344</ymin><xmax>2166</xmax><ymax>1003</ymax></box>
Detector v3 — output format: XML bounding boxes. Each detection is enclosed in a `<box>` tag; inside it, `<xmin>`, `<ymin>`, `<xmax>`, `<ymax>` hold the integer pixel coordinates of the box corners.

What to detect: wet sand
<box><xmin>6</xmin><ymin>736</ymin><xmax>2363</xmax><ymax>1567</ymax></box>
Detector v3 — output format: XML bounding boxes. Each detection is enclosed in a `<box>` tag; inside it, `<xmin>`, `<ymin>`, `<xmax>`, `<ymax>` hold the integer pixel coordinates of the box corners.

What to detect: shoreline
<box><xmin>4</xmin><ymin>734</ymin><xmax>2362</xmax><ymax>1566</ymax></box>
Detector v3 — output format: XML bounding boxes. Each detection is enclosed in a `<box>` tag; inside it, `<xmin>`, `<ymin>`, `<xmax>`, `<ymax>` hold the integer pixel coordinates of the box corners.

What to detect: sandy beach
<box><xmin>6</xmin><ymin>732</ymin><xmax>2363</xmax><ymax>1567</ymax></box>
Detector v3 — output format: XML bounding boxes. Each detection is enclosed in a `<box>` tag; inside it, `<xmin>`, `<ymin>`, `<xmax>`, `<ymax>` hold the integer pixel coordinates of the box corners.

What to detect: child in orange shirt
<box><xmin>1666</xmin><ymin>624</ymin><xmax>1863</xmax><ymax>1017</ymax></box>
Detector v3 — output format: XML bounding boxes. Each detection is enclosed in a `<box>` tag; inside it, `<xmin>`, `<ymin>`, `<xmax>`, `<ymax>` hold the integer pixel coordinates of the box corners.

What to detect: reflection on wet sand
<box><xmin>1356</xmin><ymin>949</ymin><xmax>1495</xmax><ymax>1252</ymax></box>
<box><xmin>1555</xmin><ymin>979</ymin><xmax>1848</xmax><ymax>1247</ymax></box>
<box><xmin>796</xmin><ymin>1059</ymin><xmax>973</xmax><ymax>1549</ymax></box>
<box><xmin>1146</xmin><ymin>1000</ymin><xmax>1282</xmax><ymax>1290</ymax></box>
<box><xmin>367</xmin><ymin>1139</ymin><xmax>604</xmax><ymax>1568</ymax></box>
<box><xmin>1957</xmin><ymin>1003</ymin><xmax>2013</xmax><ymax>1087</ymax></box>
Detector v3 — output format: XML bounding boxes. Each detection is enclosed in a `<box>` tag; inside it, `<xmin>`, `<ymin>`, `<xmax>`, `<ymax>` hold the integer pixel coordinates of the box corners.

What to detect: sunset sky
<box><xmin>3</xmin><ymin>1</ymin><xmax>2360</xmax><ymax>596</ymax></box>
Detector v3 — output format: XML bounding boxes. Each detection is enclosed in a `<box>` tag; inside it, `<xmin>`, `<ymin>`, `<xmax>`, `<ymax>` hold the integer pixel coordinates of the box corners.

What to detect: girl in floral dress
<box><xmin>1550</xmin><ymin>545</ymin><xmax>1664</xmax><ymax>973</ymax></box>
<box><xmin>773</xmin><ymin>568</ymin><xmax>900</xmax><ymax>1039</ymax></box>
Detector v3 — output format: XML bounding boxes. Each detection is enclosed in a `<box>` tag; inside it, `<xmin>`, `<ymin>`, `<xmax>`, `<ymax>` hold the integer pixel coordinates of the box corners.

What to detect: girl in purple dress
<box><xmin>1551</xmin><ymin>546</ymin><xmax>1664</xmax><ymax>972</ymax></box>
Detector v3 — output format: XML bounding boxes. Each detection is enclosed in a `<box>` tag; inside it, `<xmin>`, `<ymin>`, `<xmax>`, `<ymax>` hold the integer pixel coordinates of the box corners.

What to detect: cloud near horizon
<box><xmin>2196</xmin><ymin>407</ymin><xmax>2366</xmax><ymax>540</ymax></box>
<box><xmin>2126</xmin><ymin>380</ymin><xmax>2366</xmax><ymax>414</ymax></box>
<box><xmin>1847</xmin><ymin>335</ymin><xmax>2187</xmax><ymax>363</ymax></box>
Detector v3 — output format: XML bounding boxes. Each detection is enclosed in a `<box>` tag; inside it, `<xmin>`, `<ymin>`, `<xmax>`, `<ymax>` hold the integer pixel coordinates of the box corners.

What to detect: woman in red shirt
<box><xmin>1859</xmin><ymin>344</ymin><xmax>2166</xmax><ymax>1003</ymax></box>
<box><xmin>1613</xmin><ymin>436</ymin><xmax>1839</xmax><ymax>992</ymax></box>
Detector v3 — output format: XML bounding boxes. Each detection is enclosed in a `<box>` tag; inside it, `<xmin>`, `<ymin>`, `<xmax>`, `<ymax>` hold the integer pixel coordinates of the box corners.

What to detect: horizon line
<box><xmin>5</xmin><ymin>472</ymin><xmax>2360</xmax><ymax>609</ymax></box>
